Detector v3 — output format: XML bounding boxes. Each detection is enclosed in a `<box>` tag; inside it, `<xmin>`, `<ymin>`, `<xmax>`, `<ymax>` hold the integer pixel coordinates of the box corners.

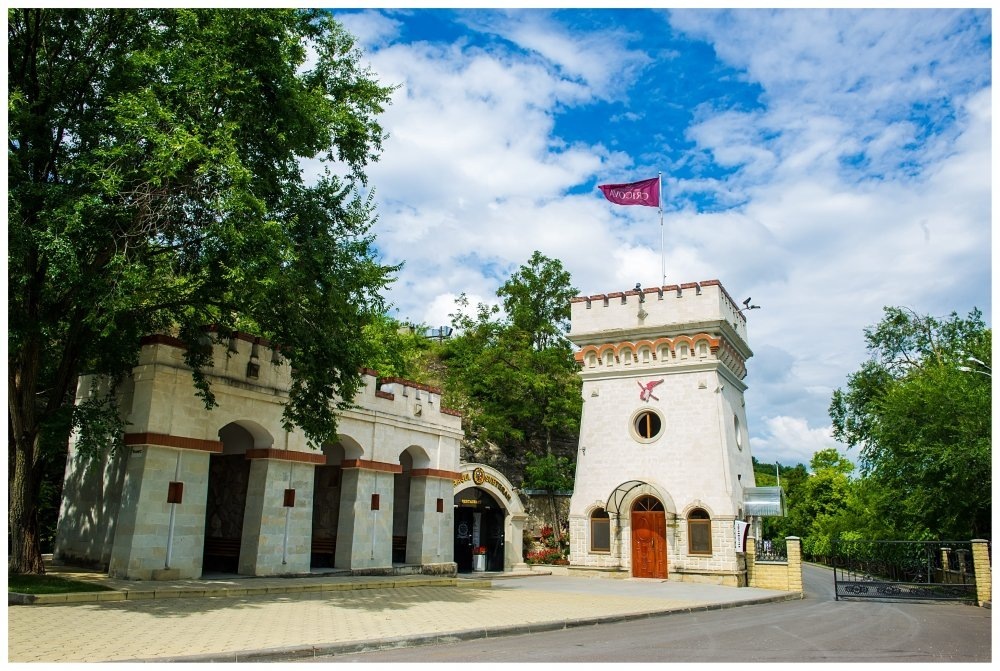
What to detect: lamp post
<box><xmin>958</xmin><ymin>355</ymin><xmax>991</xmax><ymax>377</ymax></box>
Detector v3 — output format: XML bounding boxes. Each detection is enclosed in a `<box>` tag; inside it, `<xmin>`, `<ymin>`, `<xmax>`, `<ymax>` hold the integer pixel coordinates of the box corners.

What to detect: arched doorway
<box><xmin>454</xmin><ymin>488</ymin><xmax>505</xmax><ymax>573</ymax></box>
<box><xmin>203</xmin><ymin>422</ymin><xmax>260</xmax><ymax>574</ymax></box>
<box><xmin>631</xmin><ymin>495</ymin><xmax>667</xmax><ymax>578</ymax></box>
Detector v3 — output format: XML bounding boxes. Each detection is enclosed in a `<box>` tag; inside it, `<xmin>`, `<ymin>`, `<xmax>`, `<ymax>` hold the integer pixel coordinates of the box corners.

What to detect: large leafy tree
<box><xmin>830</xmin><ymin>307</ymin><xmax>991</xmax><ymax>540</ymax></box>
<box><xmin>443</xmin><ymin>251</ymin><xmax>582</xmax><ymax>479</ymax></box>
<box><xmin>8</xmin><ymin>8</ymin><xmax>395</xmax><ymax>573</ymax></box>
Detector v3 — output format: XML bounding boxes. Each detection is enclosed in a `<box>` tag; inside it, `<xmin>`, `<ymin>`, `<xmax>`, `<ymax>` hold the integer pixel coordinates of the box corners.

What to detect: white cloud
<box><xmin>750</xmin><ymin>416</ymin><xmax>850</xmax><ymax>470</ymax></box>
<box><xmin>325</xmin><ymin>9</ymin><xmax>989</xmax><ymax>470</ymax></box>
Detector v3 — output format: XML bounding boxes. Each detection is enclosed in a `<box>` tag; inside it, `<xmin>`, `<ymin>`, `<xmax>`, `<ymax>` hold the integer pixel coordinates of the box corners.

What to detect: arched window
<box><xmin>687</xmin><ymin>508</ymin><xmax>712</xmax><ymax>555</ymax></box>
<box><xmin>590</xmin><ymin>508</ymin><xmax>610</xmax><ymax>552</ymax></box>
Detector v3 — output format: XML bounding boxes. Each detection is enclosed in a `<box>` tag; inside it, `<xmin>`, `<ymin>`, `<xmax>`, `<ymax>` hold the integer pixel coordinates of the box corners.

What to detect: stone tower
<box><xmin>566</xmin><ymin>280</ymin><xmax>756</xmax><ymax>585</ymax></box>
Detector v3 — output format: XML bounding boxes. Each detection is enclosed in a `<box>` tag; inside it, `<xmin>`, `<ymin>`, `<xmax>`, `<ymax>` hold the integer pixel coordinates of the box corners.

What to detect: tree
<box><xmin>830</xmin><ymin>307</ymin><xmax>991</xmax><ymax>540</ymax></box>
<box><xmin>442</xmin><ymin>252</ymin><xmax>582</xmax><ymax>479</ymax></box>
<box><xmin>8</xmin><ymin>9</ymin><xmax>395</xmax><ymax>573</ymax></box>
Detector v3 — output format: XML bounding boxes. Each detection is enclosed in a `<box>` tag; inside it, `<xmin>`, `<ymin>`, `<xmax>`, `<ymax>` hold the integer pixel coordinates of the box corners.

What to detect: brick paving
<box><xmin>8</xmin><ymin>566</ymin><xmax>795</xmax><ymax>662</ymax></box>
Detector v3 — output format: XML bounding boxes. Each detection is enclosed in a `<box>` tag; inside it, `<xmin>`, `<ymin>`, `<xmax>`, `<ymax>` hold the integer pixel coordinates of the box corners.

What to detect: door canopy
<box><xmin>606</xmin><ymin>480</ymin><xmax>676</xmax><ymax>516</ymax></box>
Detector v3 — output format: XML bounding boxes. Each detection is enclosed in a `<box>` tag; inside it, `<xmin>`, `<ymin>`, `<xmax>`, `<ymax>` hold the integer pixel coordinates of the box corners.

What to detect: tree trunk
<box><xmin>9</xmin><ymin>432</ymin><xmax>46</xmax><ymax>574</ymax></box>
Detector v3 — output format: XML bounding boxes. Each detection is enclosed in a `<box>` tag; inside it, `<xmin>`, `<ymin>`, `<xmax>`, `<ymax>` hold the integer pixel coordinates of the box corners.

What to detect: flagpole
<box><xmin>659</xmin><ymin>171</ymin><xmax>665</xmax><ymax>285</ymax></box>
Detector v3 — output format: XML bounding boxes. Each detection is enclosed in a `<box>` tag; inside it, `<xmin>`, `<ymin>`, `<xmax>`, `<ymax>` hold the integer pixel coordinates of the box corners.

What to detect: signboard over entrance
<box><xmin>453</xmin><ymin>467</ymin><xmax>512</xmax><ymax>501</ymax></box>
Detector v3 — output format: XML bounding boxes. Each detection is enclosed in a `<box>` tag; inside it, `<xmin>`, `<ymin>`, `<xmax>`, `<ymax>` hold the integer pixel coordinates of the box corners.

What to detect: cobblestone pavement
<box><xmin>8</xmin><ymin>568</ymin><xmax>794</xmax><ymax>662</ymax></box>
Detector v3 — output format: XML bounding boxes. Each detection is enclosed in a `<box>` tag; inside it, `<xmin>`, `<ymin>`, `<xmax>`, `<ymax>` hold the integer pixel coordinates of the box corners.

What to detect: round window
<box><xmin>631</xmin><ymin>409</ymin><xmax>664</xmax><ymax>443</ymax></box>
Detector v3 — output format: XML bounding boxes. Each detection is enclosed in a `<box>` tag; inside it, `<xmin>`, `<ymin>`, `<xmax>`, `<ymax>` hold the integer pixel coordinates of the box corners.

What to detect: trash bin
<box><xmin>473</xmin><ymin>554</ymin><xmax>486</xmax><ymax>572</ymax></box>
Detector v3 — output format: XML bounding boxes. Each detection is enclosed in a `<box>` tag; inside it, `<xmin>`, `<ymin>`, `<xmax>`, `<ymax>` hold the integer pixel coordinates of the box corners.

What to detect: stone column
<box><xmin>745</xmin><ymin>536</ymin><xmax>757</xmax><ymax>588</ymax></box>
<box><xmin>972</xmin><ymin>539</ymin><xmax>992</xmax><ymax>606</ymax></box>
<box><xmin>239</xmin><ymin>457</ymin><xmax>315</xmax><ymax>576</ymax></box>
<box><xmin>406</xmin><ymin>474</ymin><xmax>455</xmax><ymax>568</ymax></box>
<box><xmin>508</xmin><ymin>512</ymin><xmax>529</xmax><ymax>571</ymax></box>
<box><xmin>336</xmin><ymin>466</ymin><xmax>394</xmax><ymax>570</ymax></box>
<box><xmin>785</xmin><ymin>536</ymin><xmax>803</xmax><ymax>593</ymax></box>
<box><xmin>107</xmin><ymin>445</ymin><xmax>211</xmax><ymax>580</ymax></box>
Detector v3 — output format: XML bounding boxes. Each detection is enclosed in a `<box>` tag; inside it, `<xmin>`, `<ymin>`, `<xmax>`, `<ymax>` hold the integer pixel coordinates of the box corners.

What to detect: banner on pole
<box><xmin>598</xmin><ymin>177</ymin><xmax>660</xmax><ymax>207</ymax></box>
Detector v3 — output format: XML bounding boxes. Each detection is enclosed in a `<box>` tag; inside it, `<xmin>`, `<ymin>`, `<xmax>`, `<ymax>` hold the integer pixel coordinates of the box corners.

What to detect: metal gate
<box><xmin>833</xmin><ymin>540</ymin><xmax>978</xmax><ymax>602</ymax></box>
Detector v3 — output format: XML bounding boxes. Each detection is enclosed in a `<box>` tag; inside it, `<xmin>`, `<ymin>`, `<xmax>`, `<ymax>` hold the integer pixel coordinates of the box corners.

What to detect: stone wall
<box><xmin>746</xmin><ymin>536</ymin><xmax>802</xmax><ymax>593</ymax></box>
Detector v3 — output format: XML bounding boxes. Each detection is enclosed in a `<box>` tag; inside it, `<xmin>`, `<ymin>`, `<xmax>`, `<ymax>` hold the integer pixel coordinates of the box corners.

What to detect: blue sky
<box><xmin>323</xmin><ymin>7</ymin><xmax>992</xmax><ymax>469</ymax></box>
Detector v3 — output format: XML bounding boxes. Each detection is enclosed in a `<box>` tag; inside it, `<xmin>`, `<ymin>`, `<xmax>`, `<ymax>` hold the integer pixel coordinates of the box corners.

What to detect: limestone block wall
<box><xmin>746</xmin><ymin>536</ymin><xmax>803</xmax><ymax>592</ymax></box>
<box><xmin>56</xmin><ymin>335</ymin><xmax>465</xmax><ymax>580</ymax></box>
<box><xmin>106</xmin><ymin>445</ymin><xmax>210</xmax><ymax>580</ymax></box>
<box><xmin>569</xmin><ymin>281</ymin><xmax>748</xmax><ymax>346</ymax></box>
<box><xmin>239</xmin><ymin>459</ymin><xmax>315</xmax><ymax>576</ymax></box>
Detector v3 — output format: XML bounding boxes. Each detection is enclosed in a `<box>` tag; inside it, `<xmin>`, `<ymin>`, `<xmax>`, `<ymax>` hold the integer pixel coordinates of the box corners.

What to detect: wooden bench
<box><xmin>203</xmin><ymin>537</ymin><xmax>241</xmax><ymax>573</ymax></box>
<box><xmin>205</xmin><ymin>537</ymin><xmax>241</xmax><ymax>558</ymax></box>
<box><xmin>311</xmin><ymin>537</ymin><xmax>337</xmax><ymax>568</ymax></box>
<box><xmin>392</xmin><ymin>535</ymin><xmax>406</xmax><ymax>564</ymax></box>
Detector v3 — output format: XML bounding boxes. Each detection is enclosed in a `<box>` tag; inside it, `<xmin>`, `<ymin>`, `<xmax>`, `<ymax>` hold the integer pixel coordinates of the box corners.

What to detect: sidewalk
<box><xmin>8</xmin><ymin>563</ymin><xmax>798</xmax><ymax>663</ymax></box>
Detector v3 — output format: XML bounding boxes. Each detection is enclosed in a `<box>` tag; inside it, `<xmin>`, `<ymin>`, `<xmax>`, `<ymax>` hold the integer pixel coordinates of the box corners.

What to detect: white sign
<box><xmin>733</xmin><ymin>520</ymin><xmax>749</xmax><ymax>553</ymax></box>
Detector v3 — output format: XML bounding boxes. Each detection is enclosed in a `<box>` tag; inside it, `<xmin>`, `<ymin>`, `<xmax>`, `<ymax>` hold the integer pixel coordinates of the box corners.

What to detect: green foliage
<box><xmin>830</xmin><ymin>307</ymin><xmax>991</xmax><ymax>540</ymax></box>
<box><xmin>524</xmin><ymin>453</ymin><xmax>575</xmax><ymax>493</ymax></box>
<box><xmin>8</xmin><ymin>574</ymin><xmax>115</xmax><ymax>595</ymax></box>
<box><xmin>8</xmin><ymin>8</ymin><xmax>395</xmax><ymax>572</ymax></box>
<box><xmin>360</xmin><ymin>316</ymin><xmax>439</xmax><ymax>382</ymax></box>
<box><xmin>442</xmin><ymin>251</ymin><xmax>582</xmax><ymax>479</ymax></box>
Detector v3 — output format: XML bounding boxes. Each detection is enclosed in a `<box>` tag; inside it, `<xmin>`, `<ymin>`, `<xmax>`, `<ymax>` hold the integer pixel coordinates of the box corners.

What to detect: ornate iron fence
<box><xmin>833</xmin><ymin>540</ymin><xmax>978</xmax><ymax>602</ymax></box>
<box><xmin>755</xmin><ymin>537</ymin><xmax>787</xmax><ymax>562</ymax></box>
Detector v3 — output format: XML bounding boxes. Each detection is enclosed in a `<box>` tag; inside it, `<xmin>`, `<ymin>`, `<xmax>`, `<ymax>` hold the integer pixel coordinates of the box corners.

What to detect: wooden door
<box><xmin>631</xmin><ymin>497</ymin><xmax>667</xmax><ymax>578</ymax></box>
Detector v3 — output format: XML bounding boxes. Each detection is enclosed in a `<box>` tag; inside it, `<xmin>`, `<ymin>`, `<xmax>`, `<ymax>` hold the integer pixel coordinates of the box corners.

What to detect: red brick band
<box><xmin>124</xmin><ymin>432</ymin><xmax>223</xmax><ymax>453</ymax></box>
<box><xmin>411</xmin><ymin>468</ymin><xmax>462</xmax><ymax>480</ymax></box>
<box><xmin>244</xmin><ymin>449</ymin><xmax>326</xmax><ymax>464</ymax></box>
<box><xmin>340</xmin><ymin>458</ymin><xmax>403</xmax><ymax>474</ymax></box>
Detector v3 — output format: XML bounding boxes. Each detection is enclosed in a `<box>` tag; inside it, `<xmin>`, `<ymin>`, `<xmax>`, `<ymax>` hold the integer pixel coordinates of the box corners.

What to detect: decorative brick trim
<box><xmin>244</xmin><ymin>449</ymin><xmax>326</xmax><ymax>464</ymax></box>
<box><xmin>377</xmin><ymin>376</ymin><xmax>444</xmax><ymax>396</ymax></box>
<box><xmin>441</xmin><ymin>407</ymin><xmax>462</xmax><ymax>417</ymax></box>
<box><xmin>340</xmin><ymin>459</ymin><xmax>403</xmax><ymax>474</ymax></box>
<box><xmin>375</xmin><ymin>390</ymin><xmax>395</xmax><ymax>400</ymax></box>
<box><xmin>124</xmin><ymin>432</ymin><xmax>222</xmax><ymax>453</ymax></box>
<box><xmin>139</xmin><ymin>334</ymin><xmax>188</xmax><ymax>349</ymax></box>
<box><xmin>411</xmin><ymin>468</ymin><xmax>462</xmax><ymax>480</ymax></box>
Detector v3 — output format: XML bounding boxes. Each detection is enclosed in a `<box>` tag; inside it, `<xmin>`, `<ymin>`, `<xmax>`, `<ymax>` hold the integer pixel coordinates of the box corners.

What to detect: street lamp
<box><xmin>958</xmin><ymin>355</ymin><xmax>991</xmax><ymax>377</ymax></box>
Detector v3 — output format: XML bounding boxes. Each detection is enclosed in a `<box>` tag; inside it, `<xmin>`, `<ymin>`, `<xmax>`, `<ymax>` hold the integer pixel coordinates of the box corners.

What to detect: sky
<box><xmin>324</xmin><ymin>7</ymin><xmax>992</xmax><ymax>470</ymax></box>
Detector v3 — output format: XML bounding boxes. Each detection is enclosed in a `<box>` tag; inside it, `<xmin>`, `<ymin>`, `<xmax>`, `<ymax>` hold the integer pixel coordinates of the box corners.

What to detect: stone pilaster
<box><xmin>972</xmin><ymin>539</ymin><xmax>992</xmax><ymax>606</ymax></box>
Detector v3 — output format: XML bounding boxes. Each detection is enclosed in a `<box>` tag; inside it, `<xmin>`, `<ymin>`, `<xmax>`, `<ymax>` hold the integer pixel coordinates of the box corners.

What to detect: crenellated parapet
<box><xmin>569</xmin><ymin>280</ymin><xmax>749</xmax><ymax>350</ymax></box>
<box><xmin>134</xmin><ymin>333</ymin><xmax>463</xmax><ymax>429</ymax></box>
<box><xmin>568</xmin><ymin>280</ymin><xmax>751</xmax><ymax>381</ymax></box>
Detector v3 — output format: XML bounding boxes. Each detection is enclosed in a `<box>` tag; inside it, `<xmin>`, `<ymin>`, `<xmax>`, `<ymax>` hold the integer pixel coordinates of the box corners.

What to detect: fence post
<box><xmin>971</xmin><ymin>539</ymin><xmax>991</xmax><ymax>606</ymax></box>
<box><xmin>746</xmin><ymin>536</ymin><xmax>756</xmax><ymax>588</ymax></box>
<box><xmin>785</xmin><ymin>536</ymin><xmax>803</xmax><ymax>594</ymax></box>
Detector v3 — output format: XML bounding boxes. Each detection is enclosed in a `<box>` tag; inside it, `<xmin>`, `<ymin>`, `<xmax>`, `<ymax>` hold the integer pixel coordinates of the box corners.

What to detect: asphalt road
<box><xmin>308</xmin><ymin>564</ymin><xmax>992</xmax><ymax>663</ymax></box>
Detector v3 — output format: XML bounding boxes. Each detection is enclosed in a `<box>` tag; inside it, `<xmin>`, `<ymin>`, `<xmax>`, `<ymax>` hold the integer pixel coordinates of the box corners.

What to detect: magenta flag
<box><xmin>598</xmin><ymin>177</ymin><xmax>659</xmax><ymax>207</ymax></box>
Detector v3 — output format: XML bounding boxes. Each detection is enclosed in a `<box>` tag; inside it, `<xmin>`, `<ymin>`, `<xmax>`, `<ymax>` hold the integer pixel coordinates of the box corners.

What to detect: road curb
<box><xmin>124</xmin><ymin>592</ymin><xmax>802</xmax><ymax>663</ymax></box>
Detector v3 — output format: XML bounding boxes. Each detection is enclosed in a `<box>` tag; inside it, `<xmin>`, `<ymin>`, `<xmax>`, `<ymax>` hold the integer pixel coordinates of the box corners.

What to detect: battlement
<box><xmin>569</xmin><ymin>279</ymin><xmax>749</xmax><ymax>350</ymax></box>
<box><xmin>135</xmin><ymin>334</ymin><xmax>462</xmax><ymax>427</ymax></box>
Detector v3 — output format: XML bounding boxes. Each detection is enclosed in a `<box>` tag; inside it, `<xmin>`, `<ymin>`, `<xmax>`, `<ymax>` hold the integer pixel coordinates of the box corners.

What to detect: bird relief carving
<box><xmin>638</xmin><ymin>379</ymin><xmax>663</xmax><ymax>402</ymax></box>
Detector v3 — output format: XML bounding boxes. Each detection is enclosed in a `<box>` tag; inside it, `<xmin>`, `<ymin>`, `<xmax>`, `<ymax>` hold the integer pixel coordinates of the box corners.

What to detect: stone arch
<box><xmin>332</xmin><ymin>434</ymin><xmax>365</xmax><ymax>461</ymax></box>
<box><xmin>217</xmin><ymin>420</ymin><xmax>273</xmax><ymax>454</ymax></box>
<box><xmin>453</xmin><ymin>464</ymin><xmax>527</xmax><ymax>572</ymax></box>
<box><xmin>204</xmin><ymin>420</ymin><xmax>270</xmax><ymax>575</ymax></box>
<box><xmin>393</xmin><ymin>445</ymin><xmax>431</xmax><ymax>564</ymax></box>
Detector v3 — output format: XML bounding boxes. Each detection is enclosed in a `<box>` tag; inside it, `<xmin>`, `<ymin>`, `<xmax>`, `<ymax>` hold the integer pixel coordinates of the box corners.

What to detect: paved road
<box><xmin>311</xmin><ymin>564</ymin><xmax>992</xmax><ymax>663</ymax></box>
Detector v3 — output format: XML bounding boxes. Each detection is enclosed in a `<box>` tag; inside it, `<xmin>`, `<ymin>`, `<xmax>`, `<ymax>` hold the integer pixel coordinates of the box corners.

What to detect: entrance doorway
<box><xmin>203</xmin><ymin>423</ymin><xmax>255</xmax><ymax>574</ymax></box>
<box><xmin>631</xmin><ymin>495</ymin><xmax>667</xmax><ymax>578</ymax></box>
<box><xmin>454</xmin><ymin>488</ymin><xmax>505</xmax><ymax>573</ymax></box>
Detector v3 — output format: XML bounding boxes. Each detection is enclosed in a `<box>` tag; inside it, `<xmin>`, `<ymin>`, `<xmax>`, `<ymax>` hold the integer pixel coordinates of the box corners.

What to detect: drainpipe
<box><xmin>165</xmin><ymin>450</ymin><xmax>181</xmax><ymax>569</ymax></box>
